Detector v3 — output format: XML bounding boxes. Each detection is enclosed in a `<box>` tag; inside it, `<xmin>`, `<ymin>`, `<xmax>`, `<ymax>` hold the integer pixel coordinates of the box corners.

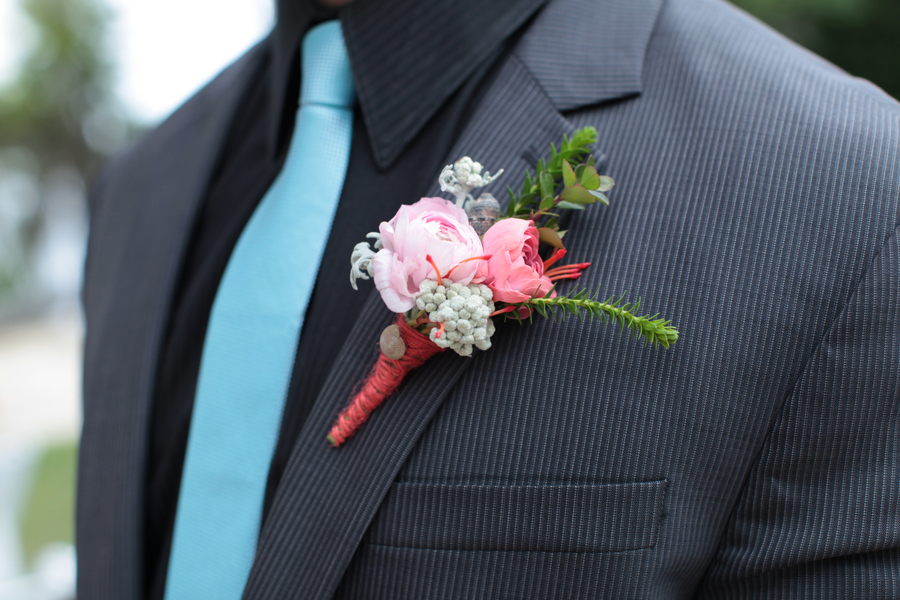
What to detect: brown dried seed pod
<box><xmin>379</xmin><ymin>324</ymin><xmax>406</xmax><ymax>360</ymax></box>
<box><xmin>467</xmin><ymin>193</ymin><xmax>501</xmax><ymax>237</ymax></box>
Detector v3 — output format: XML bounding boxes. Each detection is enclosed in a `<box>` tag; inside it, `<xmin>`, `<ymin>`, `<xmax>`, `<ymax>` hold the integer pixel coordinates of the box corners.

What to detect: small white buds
<box><xmin>439</xmin><ymin>157</ymin><xmax>504</xmax><ymax>208</ymax></box>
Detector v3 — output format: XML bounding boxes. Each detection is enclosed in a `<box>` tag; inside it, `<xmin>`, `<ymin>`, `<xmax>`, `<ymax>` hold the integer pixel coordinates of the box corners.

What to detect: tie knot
<box><xmin>300</xmin><ymin>21</ymin><xmax>355</xmax><ymax>109</ymax></box>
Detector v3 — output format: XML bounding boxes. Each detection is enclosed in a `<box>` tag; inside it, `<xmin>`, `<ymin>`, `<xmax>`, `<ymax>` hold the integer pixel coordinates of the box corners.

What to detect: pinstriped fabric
<box><xmin>698</xmin><ymin>227</ymin><xmax>900</xmax><ymax>598</ymax></box>
<box><xmin>338</xmin><ymin>545</ymin><xmax>653</xmax><ymax>599</ymax></box>
<box><xmin>516</xmin><ymin>0</ymin><xmax>663</xmax><ymax>110</ymax></box>
<box><xmin>77</xmin><ymin>45</ymin><xmax>267</xmax><ymax>600</ymax></box>
<box><xmin>341</xmin><ymin>0</ymin><xmax>547</xmax><ymax>168</ymax></box>
<box><xmin>79</xmin><ymin>0</ymin><xmax>900</xmax><ymax>597</ymax></box>
<box><xmin>241</xmin><ymin>55</ymin><xmax>577</xmax><ymax>600</ymax></box>
<box><xmin>332</xmin><ymin>0</ymin><xmax>900</xmax><ymax>597</ymax></box>
<box><xmin>368</xmin><ymin>480</ymin><xmax>668</xmax><ymax>551</ymax></box>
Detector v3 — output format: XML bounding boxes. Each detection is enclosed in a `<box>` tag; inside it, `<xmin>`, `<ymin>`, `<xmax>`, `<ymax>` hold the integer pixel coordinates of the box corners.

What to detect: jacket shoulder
<box><xmin>90</xmin><ymin>40</ymin><xmax>269</xmax><ymax>213</ymax></box>
<box><xmin>639</xmin><ymin>0</ymin><xmax>900</xmax><ymax>212</ymax></box>
<box><xmin>654</xmin><ymin>0</ymin><xmax>900</xmax><ymax>113</ymax></box>
<box><xmin>82</xmin><ymin>40</ymin><xmax>268</xmax><ymax>313</ymax></box>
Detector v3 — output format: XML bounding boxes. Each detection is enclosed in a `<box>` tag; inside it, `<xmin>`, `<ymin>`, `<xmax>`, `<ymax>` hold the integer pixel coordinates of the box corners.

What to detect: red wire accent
<box><xmin>425</xmin><ymin>254</ymin><xmax>443</xmax><ymax>286</ymax></box>
<box><xmin>490</xmin><ymin>305</ymin><xmax>518</xmax><ymax>317</ymax></box>
<box><xmin>542</xmin><ymin>248</ymin><xmax>567</xmax><ymax>269</ymax></box>
<box><xmin>444</xmin><ymin>254</ymin><xmax>492</xmax><ymax>280</ymax></box>
<box><xmin>544</xmin><ymin>262</ymin><xmax>591</xmax><ymax>280</ymax></box>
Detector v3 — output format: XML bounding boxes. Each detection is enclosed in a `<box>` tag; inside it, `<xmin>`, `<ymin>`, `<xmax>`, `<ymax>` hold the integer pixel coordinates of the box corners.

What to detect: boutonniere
<box><xmin>329</xmin><ymin>127</ymin><xmax>678</xmax><ymax>447</ymax></box>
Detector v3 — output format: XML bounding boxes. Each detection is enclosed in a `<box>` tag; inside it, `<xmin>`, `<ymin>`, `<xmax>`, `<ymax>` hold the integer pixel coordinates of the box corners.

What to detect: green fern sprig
<box><xmin>505</xmin><ymin>126</ymin><xmax>607</xmax><ymax>224</ymax></box>
<box><xmin>494</xmin><ymin>126</ymin><xmax>679</xmax><ymax>349</ymax></box>
<box><xmin>507</xmin><ymin>289</ymin><xmax>680</xmax><ymax>348</ymax></box>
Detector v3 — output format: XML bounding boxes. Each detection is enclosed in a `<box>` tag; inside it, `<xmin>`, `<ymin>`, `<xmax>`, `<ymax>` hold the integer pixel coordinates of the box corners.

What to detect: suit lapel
<box><xmin>244</xmin><ymin>54</ymin><xmax>575</xmax><ymax>600</ymax></box>
<box><xmin>77</xmin><ymin>44</ymin><xmax>264</xmax><ymax>598</ymax></box>
<box><xmin>244</xmin><ymin>1</ymin><xmax>665</xmax><ymax>596</ymax></box>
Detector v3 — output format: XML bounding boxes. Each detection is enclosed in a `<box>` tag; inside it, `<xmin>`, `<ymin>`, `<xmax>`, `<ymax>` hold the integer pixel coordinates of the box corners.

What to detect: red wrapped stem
<box><xmin>327</xmin><ymin>315</ymin><xmax>444</xmax><ymax>447</ymax></box>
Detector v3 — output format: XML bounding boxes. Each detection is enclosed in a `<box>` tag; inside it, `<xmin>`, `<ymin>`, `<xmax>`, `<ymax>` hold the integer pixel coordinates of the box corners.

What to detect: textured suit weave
<box><xmin>78</xmin><ymin>0</ymin><xmax>900</xmax><ymax>598</ymax></box>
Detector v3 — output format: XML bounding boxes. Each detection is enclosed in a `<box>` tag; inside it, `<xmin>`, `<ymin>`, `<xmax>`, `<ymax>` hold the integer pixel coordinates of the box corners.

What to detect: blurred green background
<box><xmin>733</xmin><ymin>0</ymin><xmax>900</xmax><ymax>100</ymax></box>
<box><xmin>19</xmin><ymin>444</ymin><xmax>76</xmax><ymax>566</ymax></box>
<box><xmin>0</xmin><ymin>0</ymin><xmax>897</xmax><ymax>596</ymax></box>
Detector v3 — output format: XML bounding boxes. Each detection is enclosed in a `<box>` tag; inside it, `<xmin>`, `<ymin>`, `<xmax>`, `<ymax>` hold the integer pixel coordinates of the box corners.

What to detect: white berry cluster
<box><xmin>416</xmin><ymin>280</ymin><xmax>496</xmax><ymax>356</ymax></box>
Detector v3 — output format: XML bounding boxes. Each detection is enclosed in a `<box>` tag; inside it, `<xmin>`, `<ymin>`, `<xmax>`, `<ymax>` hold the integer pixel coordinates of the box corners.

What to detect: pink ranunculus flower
<box><xmin>372</xmin><ymin>197</ymin><xmax>485</xmax><ymax>313</ymax></box>
<box><xmin>479</xmin><ymin>218</ymin><xmax>555</xmax><ymax>303</ymax></box>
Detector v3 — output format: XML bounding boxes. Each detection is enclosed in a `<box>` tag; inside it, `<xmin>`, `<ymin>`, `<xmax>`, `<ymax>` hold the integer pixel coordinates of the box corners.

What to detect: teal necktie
<box><xmin>164</xmin><ymin>21</ymin><xmax>355</xmax><ymax>599</ymax></box>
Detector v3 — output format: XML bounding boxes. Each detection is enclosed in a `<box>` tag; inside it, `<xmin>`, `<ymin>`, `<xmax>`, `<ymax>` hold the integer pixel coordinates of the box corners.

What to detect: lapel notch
<box><xmin>516</xmin><ymin>0</ymin><xmax>664</xmax><ymax>111</ymax></box>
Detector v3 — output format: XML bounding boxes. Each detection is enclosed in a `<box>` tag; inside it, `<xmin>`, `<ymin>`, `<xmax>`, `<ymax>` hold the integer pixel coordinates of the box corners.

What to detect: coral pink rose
<box><xmin>372</xmin><ymin>197</ymin><xmax>485</xmax><ymax>312</ymax></box>
<box><xmin>479</xmin><ymin>218</ymin><xmax>555</xmax><ymax>303</ymax></box>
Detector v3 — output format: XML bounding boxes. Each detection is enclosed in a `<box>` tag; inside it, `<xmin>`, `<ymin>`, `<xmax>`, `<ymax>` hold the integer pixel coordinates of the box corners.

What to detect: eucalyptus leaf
<box><xmin>562</xmin><ymin>160</ymin><xmax>576</xmax><ymax>188</ymax></box>
<box><xmin>560</xmin><ymin>185</ymin><xmax>596</xmax><ymax>205</ymax></box>
<box><xmin>597</xmin><ymin>175</ymin><xmax>615</xmax><ymax>192</ymax></box>
<box><xmin>555</xmin><ymin>201</ymin><xmax>585</xmax><ymax>210</ymax></box>
<box><xmin>587</xmin><ymin>189</ymin><xmax>610</xmax><ymax>205</ymax></box>
<box><xmin>539</xmin><ymin>171</ymin><xmax>554</xmax><ymax>202</ymax></box>
<box><xmin>538</xmin><ymin>227</ymin><xmax>565</xmax><ymax>249</ymax></box>
<box><xmin>580</xmin><ymin>166</ymin><xmax>601</xmax><ymax>190</ymax></box>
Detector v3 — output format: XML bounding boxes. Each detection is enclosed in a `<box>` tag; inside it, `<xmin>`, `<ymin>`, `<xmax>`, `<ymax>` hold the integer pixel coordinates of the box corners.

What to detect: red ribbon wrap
<box><xmin>327</xmin><ymin>315</ymin><xmax>444</xmax><ymax>447</ymax></box>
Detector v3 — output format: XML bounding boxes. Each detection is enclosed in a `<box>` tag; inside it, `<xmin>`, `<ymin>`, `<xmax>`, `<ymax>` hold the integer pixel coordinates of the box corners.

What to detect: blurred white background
<box><xmin>0</xmin><ymin>0</ymin><xmax>271</xmax><ymax>596</ymax></box>
<box><xmin>2</xmin><ymin>0</ymin><xmax>273</xmax><ymax>123</ymax></box>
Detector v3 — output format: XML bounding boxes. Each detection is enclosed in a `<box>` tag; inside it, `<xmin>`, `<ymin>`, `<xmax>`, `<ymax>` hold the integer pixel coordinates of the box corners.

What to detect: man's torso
<box><xmin>78</xmin><ymin>0</ymin><xmax>900</xmax><ymax>597</ymax></box>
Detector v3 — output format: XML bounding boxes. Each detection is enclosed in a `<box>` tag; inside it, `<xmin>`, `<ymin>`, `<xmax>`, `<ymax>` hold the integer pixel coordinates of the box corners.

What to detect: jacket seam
<box><xmin>696</xmin><ymin>219</ymin><xmax>900</xmax><ymax>591</ymax></box>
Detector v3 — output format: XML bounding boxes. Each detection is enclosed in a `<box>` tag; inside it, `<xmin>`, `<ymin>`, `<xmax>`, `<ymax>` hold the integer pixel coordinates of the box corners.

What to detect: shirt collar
<box><xmin>269</xmin><ymin>0</ymin><xmax>548</xmax><ymax>168</ymax></box>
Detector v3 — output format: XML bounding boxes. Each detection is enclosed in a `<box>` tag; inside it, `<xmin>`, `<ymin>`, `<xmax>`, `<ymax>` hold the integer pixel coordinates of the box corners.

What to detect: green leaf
<box><xmin>562</xmin><ymin>160</ymin><xmax>576</xmax><ymax>188</ymax></box>
<box><xmin>539</xmin><ymin>171</ymin><xmax>554</xmax><ymax>202</ymax></box>
<box><xmin>560</xmin><ymin>185</ymin><xmax>596</xmax><ymax>205</ymax></box>
<box><xmin>580</xmin><ymin>165</ymin><xmax>601</xmax><ymax>190</ymax></box>
<box><xmin>539</xmin><ymin>195</ymin><xmax>555</xmax><ymax>211</ymax></box>
<box><xmin>555</xmin><ymin>201</ymin><xmax>585</xmax><ymax>211</ymax></box>
<box><xmin>597</xmin><ymin>175</ymin><xmax>615</xmax><ymax>192</ymax></box>
<box><xmin>587</xmin><ymin>154</ymin><xmax>595</xmax><ymax>168</ymax></box>
<box><xmin>587</xmin><ymin>190</ymin><xmax>610</xmax><ymax>205</ymax></box>
<box><xmin>538</xmin><ymin>227</ymin><xmax>565</xmax><ymax>249</ymax></box>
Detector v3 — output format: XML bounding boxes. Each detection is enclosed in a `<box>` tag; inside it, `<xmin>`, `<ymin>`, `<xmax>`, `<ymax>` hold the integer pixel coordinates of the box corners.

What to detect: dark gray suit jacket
<box><xmin>78</xmin><ymin>0</ymin><xmax>900</xmax><ymax>597</ymax></box>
